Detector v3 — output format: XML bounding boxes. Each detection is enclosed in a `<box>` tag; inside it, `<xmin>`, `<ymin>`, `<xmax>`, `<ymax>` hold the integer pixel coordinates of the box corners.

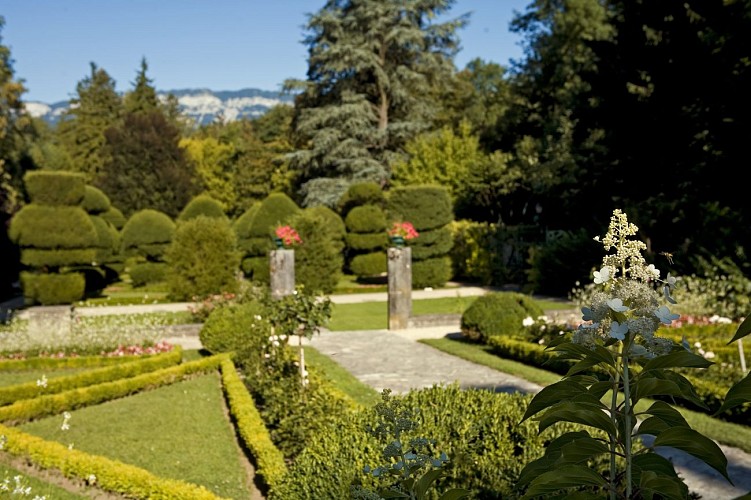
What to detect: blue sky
<box><xmin>2</xmin><ymin>0</ymin><xmax>530</xmax><ymax>104</ymax></box>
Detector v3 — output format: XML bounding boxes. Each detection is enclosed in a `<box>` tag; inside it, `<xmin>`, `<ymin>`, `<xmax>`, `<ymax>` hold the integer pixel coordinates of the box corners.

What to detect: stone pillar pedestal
<box><xmin>388</xmin><ymin>246</ymin><xmax>412</xmax><ymax>330</ymax></box>
<box><xmin>270</xmin><ymin>249</ymin><xmax>295</xmax><ymax>300</ymax></box>
<box><xmin>27</xmin><ymin>305</ymin><xmax>73</xmax><ymax>337</ymax></box>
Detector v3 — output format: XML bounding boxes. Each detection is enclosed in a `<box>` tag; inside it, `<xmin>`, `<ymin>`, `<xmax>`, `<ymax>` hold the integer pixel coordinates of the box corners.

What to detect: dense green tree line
<box><xmin>2</xmin><ymin>0</ymin><xmax>750</xmax><ymax>299</ymax></box>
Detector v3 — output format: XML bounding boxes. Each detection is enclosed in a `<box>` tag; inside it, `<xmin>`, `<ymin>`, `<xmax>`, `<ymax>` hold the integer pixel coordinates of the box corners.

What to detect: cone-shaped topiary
<box><xmin>177</xmin><ymin>194</ymin><xmax>228</xmax><ymax>223</ymax></box>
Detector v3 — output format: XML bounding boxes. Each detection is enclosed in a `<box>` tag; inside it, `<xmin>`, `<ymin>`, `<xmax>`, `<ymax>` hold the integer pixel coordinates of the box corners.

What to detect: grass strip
<box><xmin>303</xmin><ymin>346</ymin><xmax>381</xmax><ymax>407</ymax></box>
<box><xmin>328</xmin><ymin>296</ymin><xmax>573</xmax><ymax>331</ymax></box>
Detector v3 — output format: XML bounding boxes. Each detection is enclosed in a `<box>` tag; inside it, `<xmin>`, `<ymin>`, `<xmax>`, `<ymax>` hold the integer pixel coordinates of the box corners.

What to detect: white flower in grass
<box><xmin>655</xmin><ymin>305</ymin><xmax>680</xmax><ymax>325</ymax></box>
<box><xmin>704</xmin><ymin>351</ymin><xmax>716</xmax><ymax>359</ymax></box>
<box><xmin>607</xmin><ymin>298</ymin><xmax>629</xmax><ymax>313</ymax></box>
<box><xmin>522</xmin><ymin>316</ymin><xmax>535</xmax><ymax>327</ymax></box>
<box><xmin>610</xmin><ymin>321</ymin><xmax>628</xmax><ymax>341</ymax></box>
<box><xmin>36</xmin><ymin>375</ymin><xmax>47</xmax><ymax>388</ymax></box>
<box><xmin>87</xmin><ymin>474</ymin><xmax>97</xmax><ymax>485</ymax></box>
<box><xmin>593</xmin><ymin>266</ymin><xmax>611</xmax><ymax>284</ymax></box>
<box><xmin>61</xmin><ymin>412</ymin><xmax>71</xmax><ymax>431</ymax></box>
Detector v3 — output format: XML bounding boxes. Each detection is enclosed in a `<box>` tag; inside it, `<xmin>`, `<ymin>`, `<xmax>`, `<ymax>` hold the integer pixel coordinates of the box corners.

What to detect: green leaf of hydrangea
<box><xmin>642</xmin><ymin>350</ymin><xmax>713</xmax><ymax>371</ymax></box>
<box><xmin>714</xmin><ymin>372</ymin><xmax>751</xmax><ymax>417</ymax></box>
<box><xmin>537</xmin><ymin>401</ymin><xmax>617</xmax><ymax>436</ymax></box>
<box><xmin>521</xmin><ymin>464</ymin><xmax>607</xmax><ymax>499</ymax></box>
<box><xmin>729</xmin><ymin>315</ymin><xmax>751</xmax><ymax>343</ymax></box>
<box><xmin>652</xmin><ymin>428</ymin><xmax>731</xmax><ymax>484</ymax></box>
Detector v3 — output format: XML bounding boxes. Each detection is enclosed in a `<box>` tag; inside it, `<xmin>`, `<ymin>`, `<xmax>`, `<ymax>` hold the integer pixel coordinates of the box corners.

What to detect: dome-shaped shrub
<box><xmin>82</xmin><ymin>185</ymin><xmax>111</xmax><ymax>214</ymax></box>
<box><xmin>460</xmin><ymin>292</ymin><xmax>544</xmax><ymax>343</ymax></box>
<box><xmin>165</xmin><ymin>216</ymin><xmax>241</xmax><ymax>301</ymax></box>
<box><xmin>100</xmin><ymin>206</ymin><xmax>127</xmax><ymax>230</ymax></box>
<box><xmin>199</xmin><ymin>301</ymin><xmax>271</xmax><ymax>355</ymax></box>
<box><xmin>248</xmin><ymin>193</ymin><xmax>301</xmax><ymax>238</ymax></box>
<box><xmin>336</xmin><ymin>181</ymin><xmax>386</xmax><ymax>217</ymax></box>
<box><xmin>240</xmin><ymin>193</ymin><xmax>301</xmax><ymax>281</ymax></box>
<box><xmin>387</xmin><ymin>185</ymin><xmax>453</xmax><ymax>231</ymax></box>
<box><xmin>345</xmin><ymin>205</ymin><xmax>387</xmax><ymax>234</ymax></box>
<box><xmin>292</xmin><ymin>209</ymin><xmax>345</xmax><ymax>294</ymax></box>
<box><xmin>120</xmin><ymin>209</ymin><xmax>176</xmax><ymax>260</ymax></box>
<box><xmin>177</xmin><ymin>194</ymin><xmax>228</xmax><ymax>222</ymax></box>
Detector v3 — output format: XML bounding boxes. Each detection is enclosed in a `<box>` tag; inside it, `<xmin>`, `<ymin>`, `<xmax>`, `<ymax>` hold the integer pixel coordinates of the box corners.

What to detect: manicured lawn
<box><xmin>18</xmin><ymin>372</ymin><xmax>254</xmax><ymax>499</ymax></box>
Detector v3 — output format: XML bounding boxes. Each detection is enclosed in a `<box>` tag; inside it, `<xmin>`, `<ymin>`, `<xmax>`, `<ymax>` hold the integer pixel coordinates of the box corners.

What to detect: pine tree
<box><xmin>56</xmin><ymin>62</ymin><xmax>123</xmax><ymax>181</ymax></box>
<box><xmin>286</xmin><ymin>0</ymin><xmax>467</xmax><ymax>207</ymax></box>
<box><xmin>123</xmin><ymin>57</ymin><xmax>160</xmax><ymax>114</ymax></box>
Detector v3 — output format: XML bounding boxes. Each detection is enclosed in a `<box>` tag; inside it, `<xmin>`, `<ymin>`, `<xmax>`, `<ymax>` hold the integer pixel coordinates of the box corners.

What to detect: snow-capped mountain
<box><xmin>26</xmin><ymin>88</ymin><xmax>295</xmax><ymax>127</ymax></box>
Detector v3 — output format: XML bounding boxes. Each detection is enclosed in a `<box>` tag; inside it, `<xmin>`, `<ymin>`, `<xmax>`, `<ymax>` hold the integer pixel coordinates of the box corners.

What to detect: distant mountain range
<box><xmin>25</xmin><ymin>88</ymin><xmax>295</xmax><ymax>127</ymax></box>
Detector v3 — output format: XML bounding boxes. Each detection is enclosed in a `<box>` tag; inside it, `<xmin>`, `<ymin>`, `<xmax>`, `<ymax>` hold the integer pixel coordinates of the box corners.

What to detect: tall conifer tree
<box><xmin>286</xmin><ymin>0</ymin><xmax>467</xmax><ymax>207</ymax></box>
<box><xmin>56</xmin><ymin>63</ymin><xmax>123</xmax><ymax>181</ymax></box>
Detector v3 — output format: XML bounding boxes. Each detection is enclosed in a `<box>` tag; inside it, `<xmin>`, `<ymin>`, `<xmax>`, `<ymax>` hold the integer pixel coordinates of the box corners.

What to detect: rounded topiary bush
<box><xmin>9</xmin><ymin>205</ymin><xmax>99</xmax><ymax>250</ymax></box>
<box><xmin>199</xmin><ymin>301</ymin><xmax>270</xmax><ymax>355</ymax></box>
<box><xmin>24</xmin><ymin>171</ymin><xmax>86</xmax><ymax>206</ymax></box>
<box><xmin>336</xmin><ymin>181</ymin><xmax>386</xmax><ymax>218</ymax></box>
<box><xmin>177</xmin><ymin>194</ymin><xmax>228</xmax><ymax>222</ymax></box>
<box><xmin>387</xmin><ymin>185</ymin><xmax>453</xmax><ymax>231</ymax></box>
<box><xmin>100</xmin><ymin>206</ymin><xmax>127</xmax><ymax>230</ymax></box>
<box><xmin>350</xmin><ymin>253</ymin><xmax>387</xmax><ymax>277</ymax></box>
<box><xmin>387</xmin><ymin>185</ymin><xmax>454</xmax><ymax>288</ymax></box>
<box><xmin>461</xmin><ymin>291</ymin><xmax>544</xmax><ymax>343</ymax></box>
<box><xmin>120</xmin><ymin>209</ymin><xmax>175</xmax><ymax>261</ymax></box>
<box><xmin>20</xmin><ymin>271</ymin><xmax>86</xmax><ymax>305</ymax></box>
<box><xmin>82</xmin><ymin>185</ymin><xmax>111</xmax><ymax>214</ymax></box>
<box><xmin>345</xmin><ymin>205</ymin><xmax>387</xmax><ymax>234</ymax></box>
<box><xmin>233</xmin><ymin>202</ymin><xmax>261</xmax><ymax>253</ymax></box>
<box><xmin>292</xmin><ymin>208</ymin><xmax>345</xmax><ymax>294</ymax></box>
<box><xmin>165</xmin><ymin>216</ymin><xmax>241</xmax><ymax>301</ymax></box>
<box><xmin>241</xmin><ymin>193</ymin><xmax>301</xmax><ymax>281</ymax></box>
<box><xmin>411</xmin><ymin>256</ymin><xmax>453</xmax><ymax>289</ymax></box>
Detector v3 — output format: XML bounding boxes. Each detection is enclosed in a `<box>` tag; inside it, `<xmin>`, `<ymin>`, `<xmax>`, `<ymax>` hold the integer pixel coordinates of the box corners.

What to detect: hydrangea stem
<box><xmin>621</xmin><ymin>339</ymin><xmax>633</xmax><ymax>498</ymax></box>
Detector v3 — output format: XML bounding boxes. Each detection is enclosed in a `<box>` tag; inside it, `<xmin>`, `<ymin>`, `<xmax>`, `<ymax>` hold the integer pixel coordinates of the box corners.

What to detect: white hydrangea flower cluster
<box><xmin>574</xmin><ymin>209</ymin><xmax>680</xmax><ymax>358</ymax></box>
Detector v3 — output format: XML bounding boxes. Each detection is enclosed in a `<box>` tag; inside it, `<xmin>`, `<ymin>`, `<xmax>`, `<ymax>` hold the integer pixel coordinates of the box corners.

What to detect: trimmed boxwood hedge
<box><xmin>9</xmin><ymin>206</ymin><xmax>99</xmax><ymax>249</ymax></box>
<box><xmin>336</xmin><ymin>181</ymin><xmax>386</xmax><ymax>218</ymax></box>
<box><xmin>20</xmin><ymin>272</ymin><xmax>86</xmax><ymax>305</ymax></box>
<box><xmin>272</xmin><ymin>385</ymin><xmax>587</xmax><ymax>499</ymax></box>
<box><xmin>82</xmin><ymin>185</ymin><xmax>111</xmax><ymax>214</ymax></box>
<box><xmin>24</xmin><ymin>171</ymin><xmax>86</xmax><ymax>206</ymax></box>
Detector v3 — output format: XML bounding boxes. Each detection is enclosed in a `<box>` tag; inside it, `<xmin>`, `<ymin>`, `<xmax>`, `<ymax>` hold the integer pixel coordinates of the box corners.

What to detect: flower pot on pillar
<box><xmin>388</xmin><ymin>246</ymin><xmax>412</xmax><ymax>330</ymax></box>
